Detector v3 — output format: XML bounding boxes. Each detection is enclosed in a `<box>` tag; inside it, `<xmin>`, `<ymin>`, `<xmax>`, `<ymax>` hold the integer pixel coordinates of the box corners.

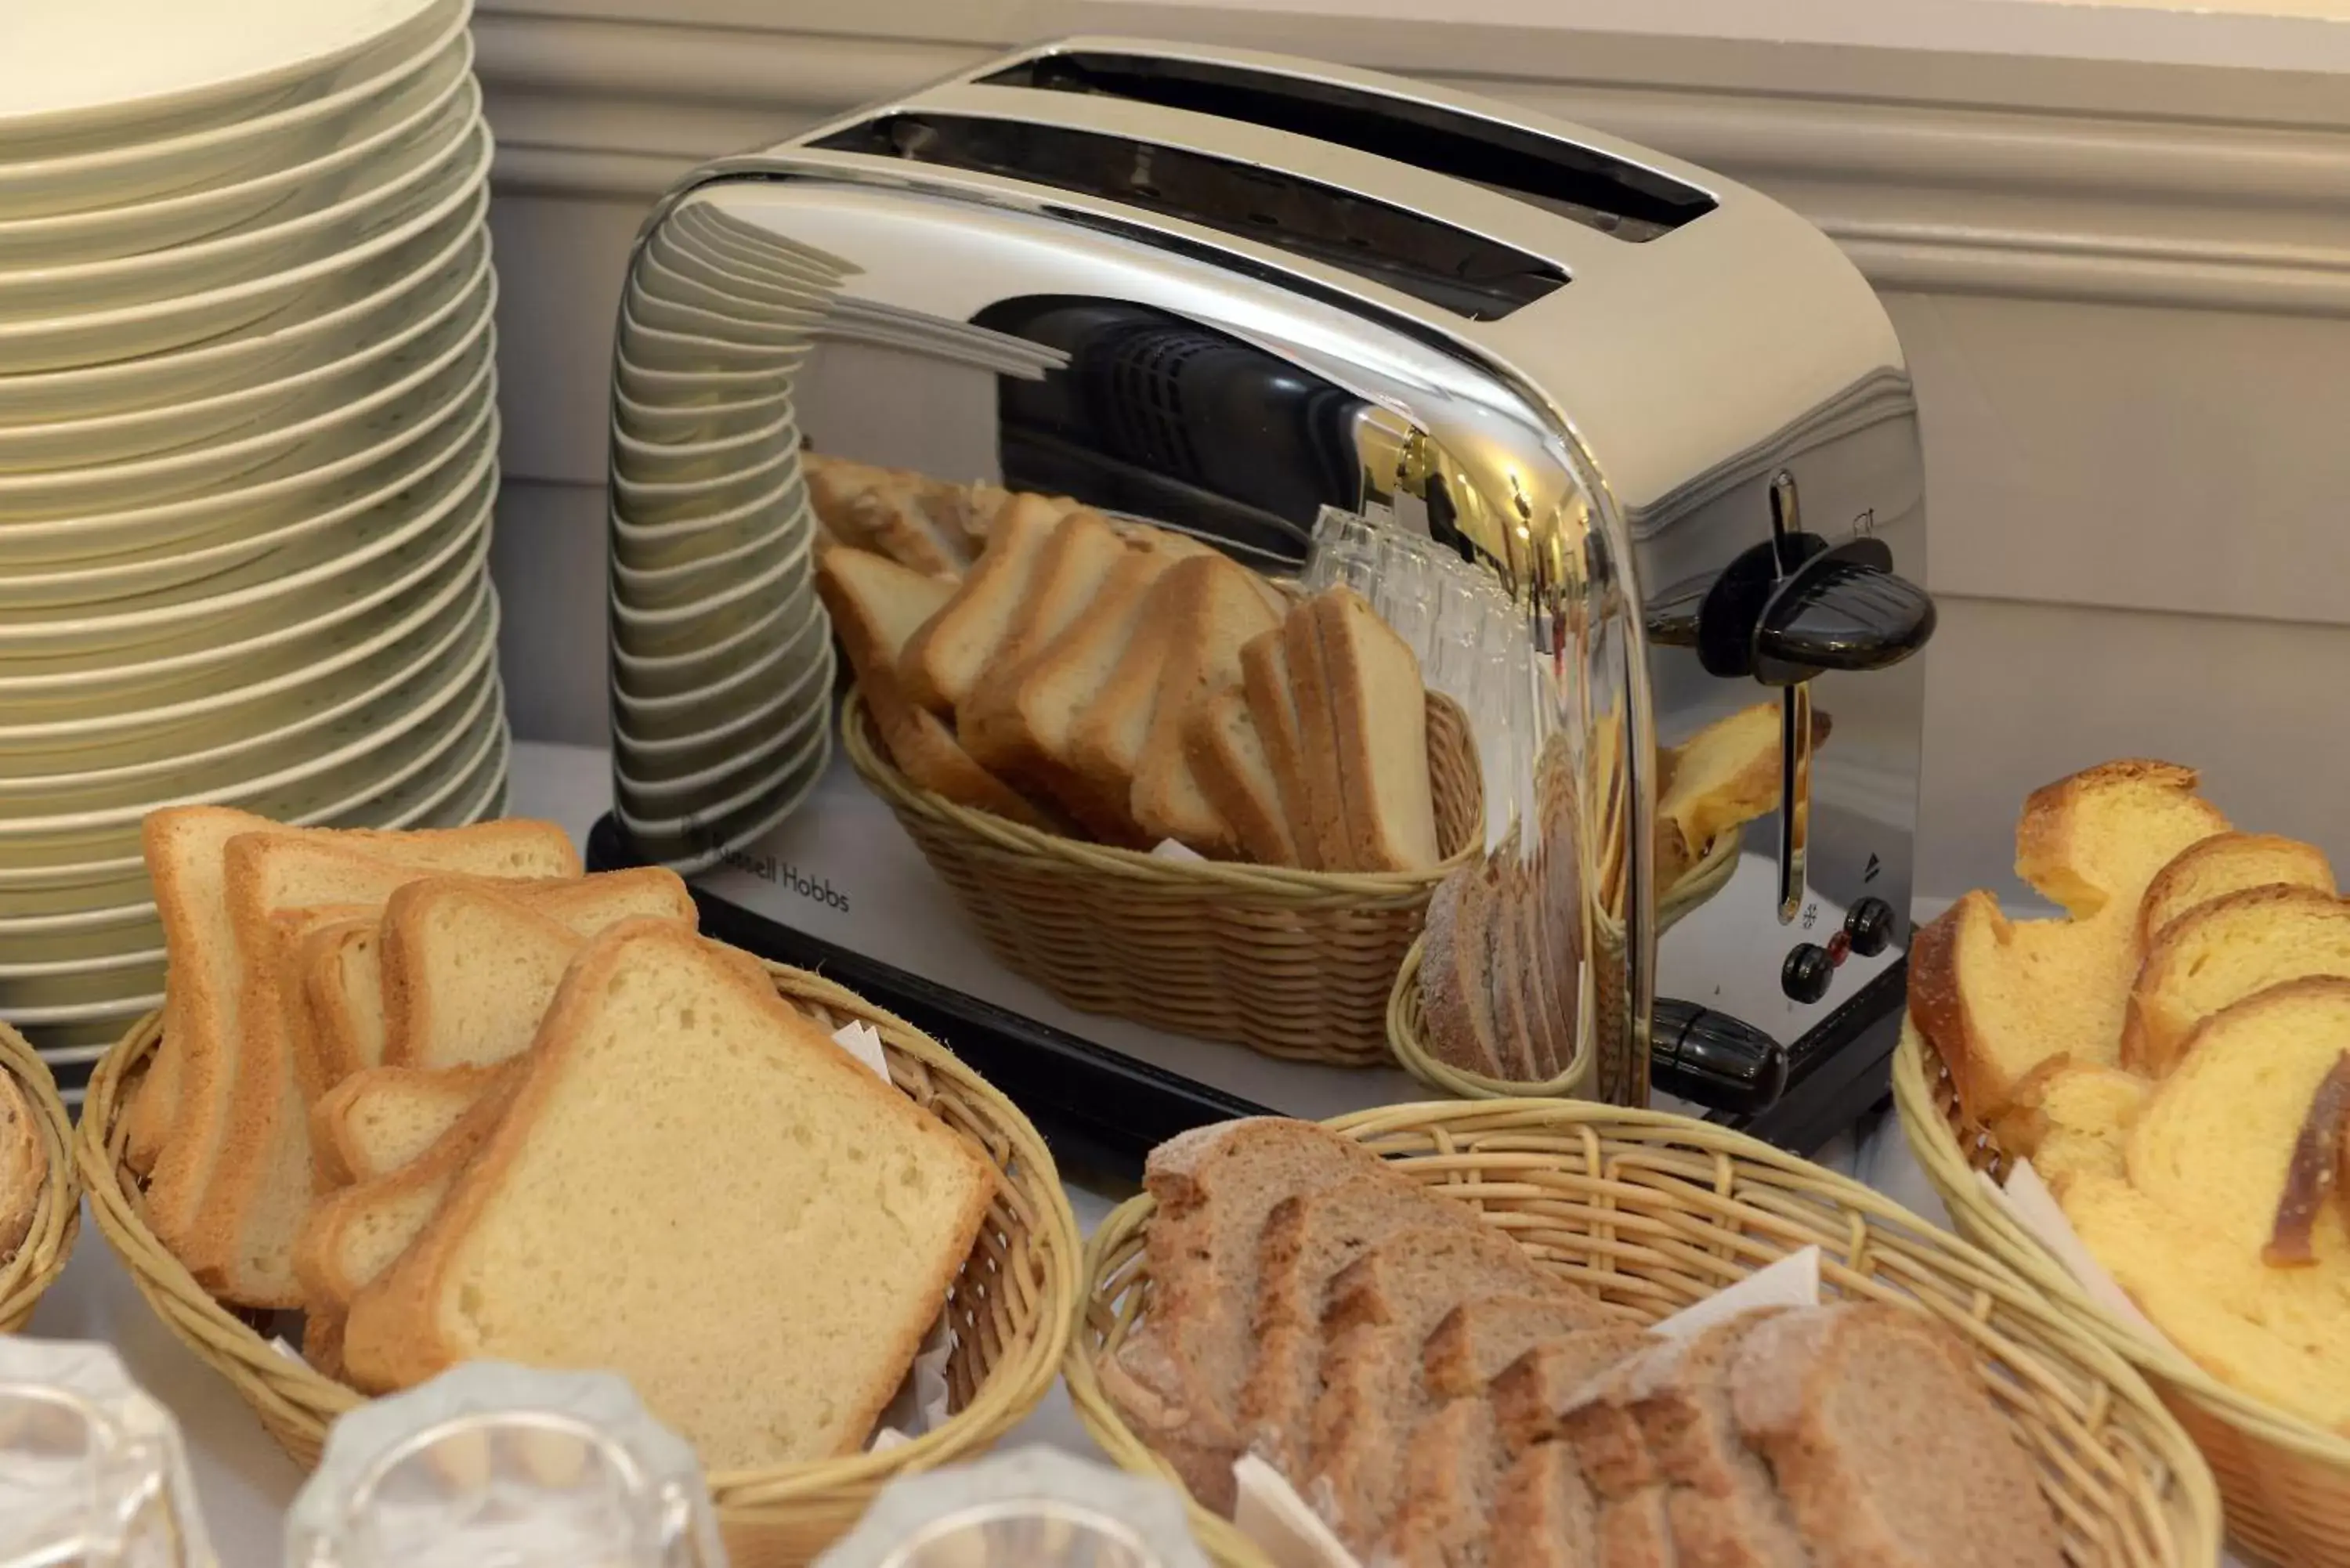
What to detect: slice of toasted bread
<box><xmin>2135</xmin><ymin>831</ymin><xmax>2336</xmax><ymax>953</ymax></box>
<box><xmin>1129</xmin><ymin>555</ymin><xmax>1279</xmax><ymax>856</ymax></box>
<box><xmin>1307</xmin><ymin>587</ymin><xmax>1440</xmax><ymax>873</ymax></box>
<box><xmin>2122</xmin><ymin>886</ymin><xmax>2350</xmax><ymax>1076</ymax></box>
<box><xmin>311</xmin><ymin>1064</ymin><xmax>504</xmax><ymax>1187</ymax></box>
<box><xmin>379</xmin><ymin>880</ymin><xmax>588</xmax><ymax>1072</ymax></box>
<box><xmin>1238</xmin><ymin>627</ymin><xmax>1322</xmax><ymax>871</ymax></box>
<box><xmin>1907</xmin><ymin>760</ymin><xmax>2226</xmax><ymax>1125</ymax></box>
<box><xmin>815</xmin><ymin>544</ymin><xmax>956</xmax><ymax>679</ymax></box>
<box><xmin>342</xmin><ymin>922</ymin><xmax>999</xmax><ymax>1467</ymax></box>
<box><xmin>896</xmin><ymin>494</ymin><xmax>1061</xmax><ymax>714</ymax></box>
<box><xmin>1185</xmin><ymin>685</ymin><xmax>1300</xmax><ymax>866</ymax></box>
<box><xmin>136</xmin><ymin>809</ymin><xmax>575</xmax><ymax>1267</ymax></box>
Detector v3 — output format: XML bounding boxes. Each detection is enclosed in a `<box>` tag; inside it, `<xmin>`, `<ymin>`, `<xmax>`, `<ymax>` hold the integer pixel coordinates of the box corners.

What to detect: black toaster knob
<box><xmin>1781</xmin><ymin>943</ymin><xmax>1835</xmax><ymax>1004</ymax></box>
<box><xmin>1651</xmin><ymin>998</ymin><xmax>1788</xmax><ymax>1115</ymax></box>
<box><xmin>1844</xmin><ymin>896</ymin><xmax>1897</xmax><ymax>958</ymax></box>
<box><xmin>1750</xmin><ymin>537</ymin><xmax>1936</xmax><ymax>687</ymax></box>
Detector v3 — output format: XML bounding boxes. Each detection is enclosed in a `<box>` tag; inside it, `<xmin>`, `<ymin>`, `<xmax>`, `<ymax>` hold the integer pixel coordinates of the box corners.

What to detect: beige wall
<box><xmin>475</xmin><ymin>2</ymin><xmax>2350</xmax><ymax>906</ymax></box>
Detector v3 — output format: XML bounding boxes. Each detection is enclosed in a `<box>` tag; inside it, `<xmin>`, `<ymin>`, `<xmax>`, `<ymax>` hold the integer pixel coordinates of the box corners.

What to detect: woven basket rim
<box><xmin>74</xmin><ymin>959</ymin><xmax>1083</xmax><ymax>1502</ymax></box>
<box><xmin>1066</xmin><ymin>1097</ymin><xmax>2223</xmax><ymax>1568</ymax></box>
<box><xmin>841</xmin><ymin>688</ymin><xmax>1481</xmax><ymax>900</ymax></box>
<box><xmin>1892</xmin><ymin>1019</ymin><xmax>2350</xmax><ymax>1469</ymax></box>
<box><xmin>1385</xmin><ymin>829</ymin><xmax>1744</xmax><ymax>1098</ymax></box>
<box><xmin>0</xmin><ymin>1021</ymin><xmax>77</xmax><ymax>1334</ymax></box>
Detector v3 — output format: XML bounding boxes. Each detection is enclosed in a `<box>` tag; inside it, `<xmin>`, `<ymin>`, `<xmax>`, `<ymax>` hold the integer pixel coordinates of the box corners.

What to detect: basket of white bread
<box><xmin>0</xmin><ymin>1020</ymin><xmax>76</xmax><ymax>1333</ymax></box>
<box><xmin>79</xmin><ymin>805</ymin><xmax>1079</xmax><ymax>1567</ymax></box>
<box><xmin>1893</xmin><ymin>758</ymin><xmax>2350</xmax><ymax>1566</ymax></box>
<box><xmin>808</xmin><ymin>453</ymin><xmax>1483</xmax><ymax>1068</ymax></box>
<box><xmin>1067</xmin><ymin>1105</ymin><xmax>2219</xmax><ymax>1568</ymax></box>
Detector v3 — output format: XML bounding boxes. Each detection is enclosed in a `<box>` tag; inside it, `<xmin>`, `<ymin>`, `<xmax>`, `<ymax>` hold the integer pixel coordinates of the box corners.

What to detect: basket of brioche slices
<box><xmin>0</xmin><ymin>1021</ymin><xmax>77</xmax><ymax>1333</ymax></box>
<box><xmin>78</xmin><ymin>806</ymin><xmax>1080</xmax><ymax>1567</ymax></box>
<box><xmin>1066</xmin><ymin>1105</ymin><xmax>2220</xmax><ymax>1568</ymax></box>
<box><xmin>1893</xmin><ymin>758</ymin><xmax>2350</xmax><ymax>1565</ymax></box>
<box><xmin>808</xmin><ymin>455</ymin><xmax>1484</xmax><ymax>1068</ymax></box>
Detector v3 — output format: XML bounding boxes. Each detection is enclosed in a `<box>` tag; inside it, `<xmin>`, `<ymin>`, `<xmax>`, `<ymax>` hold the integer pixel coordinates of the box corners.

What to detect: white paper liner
<box><xmin>1979</xmin><ymin>1158</ymin><xmax>2182</xmax><ymax>1358</ymax></box>
<box><xmin>273</xmin><ymin>1020</ymin><xmax>958</xmax><ymax>1448</ymax></box>
<box><xmin>1151</xmin><ymin>839</ymin><xmax>1208</xmax><ymax>864</ymax></box>
<box><xmin>1230</xmin><ymin>1246</ymin><xmax>1828</xmax><ymax>1568</ymax></box>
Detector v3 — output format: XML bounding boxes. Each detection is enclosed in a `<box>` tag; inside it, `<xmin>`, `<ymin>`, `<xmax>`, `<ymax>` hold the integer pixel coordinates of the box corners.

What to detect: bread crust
<box><xmin>2135</xmin><ymin>831</ymin><xmax>2336</xmax><ymax>953</ymax></box>
<box><xmin>2120</xmin><ymin>883</ymin><xmax>2350</xmax><ymax>1075</ymax></box>
<box><xmin>1184</xmin><ymin>687</ymin><xmax>1300</xmax><ymax>867</ymax></box>
<box><xmin>2015</xmin><ymin>758</ymin><xmax>2218</xmax><ymax>916</ymax></box>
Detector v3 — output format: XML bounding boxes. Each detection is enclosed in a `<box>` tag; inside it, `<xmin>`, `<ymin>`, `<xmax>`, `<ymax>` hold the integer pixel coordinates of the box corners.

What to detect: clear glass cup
<box><xmin>815</xmin><ymin>1449</ymin><xmax>1209</xmax><ymax>1568</ymax></box>
<box><xmin>0</xmin><ymin>1339</ymin><xmax>215</xmax><ymax>1568</ymax></box>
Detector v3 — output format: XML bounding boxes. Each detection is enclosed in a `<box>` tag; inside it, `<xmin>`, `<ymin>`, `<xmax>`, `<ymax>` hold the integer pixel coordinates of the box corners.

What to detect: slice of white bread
<box><xmin>379</xmin><ymin>881</ymin><xmax>587</xmax><ymax>1072</ymax></box>
<box><xmin>804</xmin><ymin>455</ymin><xmax>968</xmax><ymax>578</ymax></box>
<box><xmin>1099</xmin><ymin>1118</ymin><xmax>1387</xmax><ymax>1514</ymax></box>
<box><xmin>1726</xmin><ymin>1305</ymin><xmax>2064</xmax><ymax>1568</ymax></box>
<box><xmin>311</xmin><ymin>1064</ymin><xmax>504</xmax><ymax>1188</ymax></box>
<box><xmin>1128</xmin><ymin>554</ymin><xmax>1281</xmax><ymax>857</ymax></box>
<box><xmin>817</xmin><ymin>543</ymin><xmax>1055</xmax><ymax>831</ymax></box>
<box><xmin>0</xmin><ymin>1071</ymin><xmax>45</xmax><ymax>1267</ymax></box>
<box><xmin>955</xmin><ymin>508</ymin><xmax>1127</xmax><ymax>722</ymax></box>
<box><xmin>1301</xmin><ymin>587</ymin><xmax>1441</xmax><ymax>873</ymax></box>
<box><xmin>270</xmin><ymin>904</ymin><xmax>375</xmax><ymax>1107</ymax></box>
<box><xmin>1184</xmin><ymin>685</ymin><xmax>1300</xmax><ymax>867</ymax></box>
<box><xmin>960</xmin><ymin>546</ymin><xmax>1171</xmax><ymax>840</ymax></box>
<box><xmin>342</xmin><ymin>922</ymin><xmax>998</xmax><ymax>1467</ymax></box>
<box><xmin>1064</xmin><ymin>576</ymin><xmax>1187</xmax><ymax>844</ymax></box>
<box><xmin>1238</xmin><ymin>627</ymin><xmax>1322</xmax><ymax>871</ymax></box>
<box><xmin>1907</xmin><ymin>760</ymin><xmax>2227</xmax><ymax>1125</ymax></box>
<box><xmin>897</xmin><ymin>493</ymin><xmax>1061</xmax><ymax>714</ymax></box>
<box><xmin>2135</xmin><ymin>831</ymin><xmax>2335</xmax><ymax>951</ymax></box>
<box><xmin>2120</xmin><ymin>886</ymin><xmax>2350</xmax><ymax>1076</ymax></box>
<box><xmin>136</xmin><ymin>808</ymin><xmax>577</xmax><ymax>1263</ymax></box>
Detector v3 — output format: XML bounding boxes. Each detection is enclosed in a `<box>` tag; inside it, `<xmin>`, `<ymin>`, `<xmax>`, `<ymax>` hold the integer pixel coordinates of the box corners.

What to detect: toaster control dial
<box><xmin>1781</xmin><ymin>942</ymin><xmax>1835</xmax><ymax>1005</ymax></box>
<box><xmin>1844</xmin><ymin>896</ymin><xmax>1897</xmax><ymax>958</ymax></box>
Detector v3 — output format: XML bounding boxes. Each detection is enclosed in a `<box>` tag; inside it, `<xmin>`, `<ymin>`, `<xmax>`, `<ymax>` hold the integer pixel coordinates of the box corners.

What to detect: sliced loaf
<box><xmin>341</xmin><ymin>921</ymin><xmax>997</xmax><ymax>1469</ymax></box>
<box><xmin>1418</xmin><ymin>861</ymin><xmax>1509</xmax><ymax>1078</ymax></box>
<box><xmin>897</xmin><ymin>493</ymin><xmax>1060</xmax><ymax>714</ymax></box>
<box><xmin>1128</xmin><ymin>554</ymin><xmax>1281</xmax><ymax>857</ymax></box>
<box><xmin>1488</xmin><ymin>1443</ymin><xmax>1602</xmax><ymax>1568</ymax></box>
<box><xmin>1238</xmin><ymin>627</ymin><xmax>1322</xmax><ymax>871</ymax></box>
<box><xmin>1306</xmin><ymin>587</ymin><xmax>1440</xmax><ymax>873</ymax></box>
<box><xmin>1185</xmin><ymin>685</ymin><xmax>1300</xmax><ymax>867</ymax></box>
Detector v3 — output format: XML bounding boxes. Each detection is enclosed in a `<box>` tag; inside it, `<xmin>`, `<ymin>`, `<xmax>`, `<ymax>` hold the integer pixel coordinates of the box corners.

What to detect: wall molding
<box><xmin>472</xmin><ymin>7</ymin><xmax>2350</xmax><ymax>318</ymax></box>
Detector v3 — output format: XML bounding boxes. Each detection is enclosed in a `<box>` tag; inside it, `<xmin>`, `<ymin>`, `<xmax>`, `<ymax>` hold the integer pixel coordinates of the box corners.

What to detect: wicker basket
<box><xmin>1895</xmin><ymin>1020</ymin><xmax>2350</xmax><ymax>1567</ymax></box>
<box><xmin>1067</xmin><ymin>1099</ymin><xmax>2221</xmax><ymax>1568</ymax></box>
<box><xmin>842</xmin><ymin>688</ymin><xmax>1484</xmax><ymax>1066</ymax></box>
<box><xmin>78</xmin><ymin>961</ymin><xmax>1082</xmax><ymax>1568</ymax></box>
<box><xmin>1386</xmin><ymin>826</ymin><xmax>1744</xmax><ymax>1098</ymax></box>
<box><xmin>0</xmin><ymin>1023</ymin><xmax>77</xmax><ymax>1334</ymax></box>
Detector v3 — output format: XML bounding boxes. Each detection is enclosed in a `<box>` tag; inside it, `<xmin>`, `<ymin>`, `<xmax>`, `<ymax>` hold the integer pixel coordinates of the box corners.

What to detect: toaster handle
<box><xmin>1750</xmin><ymin>537</ymin><xmax>1936</xmax><ymax>685</ymax></box>
<box><xmin>1650</xmin><ymin>997</ymin><xmax>1788</xmax><ymax>1115</ymax></box>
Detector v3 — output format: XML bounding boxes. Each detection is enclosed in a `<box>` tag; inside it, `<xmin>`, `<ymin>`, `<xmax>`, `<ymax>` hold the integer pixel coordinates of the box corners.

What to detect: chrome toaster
<box><xmin>596</xmin><ymin>37</ymin><xmax>1935</xmax><ymax>1160</ymax></box>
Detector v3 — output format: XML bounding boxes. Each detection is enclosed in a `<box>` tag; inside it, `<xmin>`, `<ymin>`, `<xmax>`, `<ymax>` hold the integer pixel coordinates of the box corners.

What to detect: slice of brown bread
<box><xmin>1235</xmin><ymin>1175</ymin><xmax>1461</xmax><ymax>1479</ymax></box>
<box><xmin>897</xmin><ymin>494</ymin><xmax>1061</xmax><ymax>714</ymax></box>
<box><xmin>1378</xmin><ymin>1394</ymin><xmax>1499</xmax><ymax>1568</ymax></box>
<box><xmin>1419</xmin><ymin>860</ymin><xmax>1509</xmax><ymax>1078</ymax></box>
<box><xmin>1306</xmin><ymin>1225</ymin><xmax>1594</xmax><ymax>1541</ymax></box>
<box><xmin>1486</xmin><ymin>856</ymin><xmax>1550</xmax><ymax>1082</ymax></box>
<box><xmin>1489</xmin><ymin>1328</ymin><xmax>1659</xmax><ymax>1455</ymax></box>
<box><xmin>1490</xmin><ymin>1443</ymin><xmax>1602</xmax><ymax>1568</ymax></box>
<box><xmin>1727</xmin><ymin>1306</ymin><xmax>2063</xmax><ymax>1568</ymax></box>
<box><xmin>1424</xmin><ymin>1296</ymin><xmax>1632</xmax><ymax>1400</ymax></box>
<box><xmin>1907</xmin><ymin>760</ymin><xmax>2227</xmax><ymax>1125</ymax></box>
<box><xmin>342</xmin><ymin>922</ymin><xmax>998</xmax><ymax>1469</ymax></box>
<box><xmin>1596</xmin><ymin>1490</ymin><xmax>1680</xmax><ymax>1568</ymax></box>
<box><xmin>1185</xmin><ymin>685</ymin><xmax>1300</xmax><ymax>867</ymax></box>
<box><xmin>1129</xmin><ymin>555</ymin><xmax>1282</xmax><ymax>857</ymax></box>
<box><xmin>1307</xmin><ymin>587</ymin><xmax>1440</xmax><ymax>873</ymax></box>
<box><xmin>2120</xmin><ymin>885</ymin><xmax>2350</xmax><ymax>1076</ymax></box>
<box><xmin>1238</xmin><ymin>627</ymin><xmax>1322</xmax><ymax>871</ymax></box>
<box><xmin>1611</xmin><ymin>1313</ymin><xmax>1810</xmax><ymax>1568</ymax></box>
<box><xmin>2135</xmin><ymin>831</ymin><xmax>2335</xmax><ymax>952</ymax></box>
<box><xmin>311</xmin><ymin>1064</ymin><xmax>504</xmax><ymax>1188</ymax></box>
<box><xmin>1280</xmin><ymin>600</ymin><xmax>1354</xmax><ymax>870</ymax></box>
<box><xmin>1099</xmin><ymin>1118</ymin><xmax>1386</xmax><ymax>1514</ymax></box>
<box><xmin>378</xmin><ymin>881</ymin><xmax>585</xmax><ymax>1071</ymax></box>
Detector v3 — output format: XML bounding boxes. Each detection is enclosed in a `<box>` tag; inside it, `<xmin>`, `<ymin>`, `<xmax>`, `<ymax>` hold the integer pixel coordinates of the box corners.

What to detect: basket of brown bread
<box><xmin>1066</xmin><ymin>1105</ymin><xmax>2219</xmax><ymax>1568</ymax></box>
<box><xmin>1893</xmin><ymin>758</ymin><xmax>2350</xmax><ymax>1566</ymax></box>
<box><xmin>1387</xmin><ymin>702</ymin><xmax>1811</xmax><ymax>1097</ymax></box>
<box><xmin>78</xmin><ymin>806</ymin><xmax>1079</xmax><ymax>1568</ymax></box>
<box><xmin>0</xmin><ymin>1021</ymin><xmax>77</xmax><ymax>1333</ymax></box>
<box><xmin>809</xmin><ymin>454</ymin><xmax>1481</xmax><ymax>1068</ymax></box>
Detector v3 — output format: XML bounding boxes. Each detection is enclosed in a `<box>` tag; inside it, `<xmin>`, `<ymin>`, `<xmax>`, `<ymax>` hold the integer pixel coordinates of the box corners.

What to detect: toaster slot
<box><xmin>808</xmin><ymin>113</ymin><xmax>1567</xmax><ymax>320</ymax></box>
<box><xmin>979</xmin><ymin>51</ymin><xmax>1715</xmax><ymax>242</ymax></box>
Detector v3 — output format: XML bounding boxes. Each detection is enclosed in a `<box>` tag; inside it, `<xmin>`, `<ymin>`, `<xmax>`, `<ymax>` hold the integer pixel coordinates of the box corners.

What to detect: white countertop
<box><xmin>36</xmin><ymin>739</ymin><xmax>1952</xmax><ymax>1563</ymax></box>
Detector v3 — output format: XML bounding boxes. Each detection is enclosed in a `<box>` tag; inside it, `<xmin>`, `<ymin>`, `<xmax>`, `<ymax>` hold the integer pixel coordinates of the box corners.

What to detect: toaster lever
<box><xmin>1650</xmin><ymin>997</ymin><xmax>1788</xmax><ymax>1115</ymax></box>
<box><xmin>1750</xmin><ymin>537</ymin><xmax>1936</xmax><ymax>685</ymax></box>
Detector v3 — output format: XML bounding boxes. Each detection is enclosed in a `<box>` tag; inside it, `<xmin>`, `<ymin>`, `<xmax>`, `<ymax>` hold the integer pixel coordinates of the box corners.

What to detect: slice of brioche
<box><xmin>342</xmin><ymin>922</ymin><xmax>998</xmax><ymax>1468</ymax></box>
<box><xmin>1307</xmin><ymin>587</ymin><xmax>1440</xmax><ymax>873</ymax></box>
<box><xmin>1994</xmin><ymin>1060</ymin><xmax>2149</xmax><ymax>1195</ymax></box>
<box><xmin>1907</xmin><ymin>761</ymin><xmax>2226</xmax><ymax>1125</ymax></box>
<box><xmin>960</xmin><ymin>546</ymin><xmax>1170</xmax><ymax>841</ymax></box>
<box><xmin>817</xmin><ymin>543</ymin><xmax>1056</xmax><ymax>830</ymax></box>
<box><xmin>1238</xmin><ymin>627</ymin><xmax>1322</xmax><ymax>871</ymax></box>
<box><xmin>1184</xmin><ymin>685</ymin><xmax>1300</xmax><ymax>866</ymax></box>
<box><xmin>311</xmin><ymin>1064</ymin><xmax>504</xmax><ymax>1188</ymax></box>
<box><xmin>2136</xmin><ymin>831</ymin><xmax>2335</xmax><ymax>952</ymax></box>
<box><xmin>1658</xmin><ymin>703</ymin><xmax>1782</xmax><ymax>855</ymax></box>
<box><xmin>2120</xmin><ymin>886</ymin><xmax>2350</xmax><ymax>1076</ymax></box>
<box><xmin>1099</xmin><ymin>1118</ymin><xmax>1386</xmax><ymax>1514</ymax></box>
<box><xmin>1129</xmin><ymin>555</ymin><xmax>1280</xmax><ymax>858</ymax></box>
<box><xmin>1726</xmin><ymin>1306</ymin><xmax>2063</xmax><ymax>1568</ymax></box>
<box><xmin>379</xmin><ymin>881</ymin><xmax>585</xmax><ymax>1072</ymax></box>
<box><xmin>896</xmin><ymin>494</ymin><xmax>1061</xmax><ymax>714</ymax></box>
<box><xmin>137</xmin><ymin>808</ymin><xmax>575</xmax><ymax>1271</ymax></box>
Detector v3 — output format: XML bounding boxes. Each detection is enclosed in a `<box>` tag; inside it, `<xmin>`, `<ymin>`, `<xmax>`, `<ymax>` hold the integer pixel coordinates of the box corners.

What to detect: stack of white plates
<box><xmin>0</xmin><ymin>0</ymin><xmax>508</xmax><ymax>1089</ymax></box>
<box><xmin>607</xmin><ymin>198</ymin><xmax>852</xmax><ymax>873</ymax></box>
